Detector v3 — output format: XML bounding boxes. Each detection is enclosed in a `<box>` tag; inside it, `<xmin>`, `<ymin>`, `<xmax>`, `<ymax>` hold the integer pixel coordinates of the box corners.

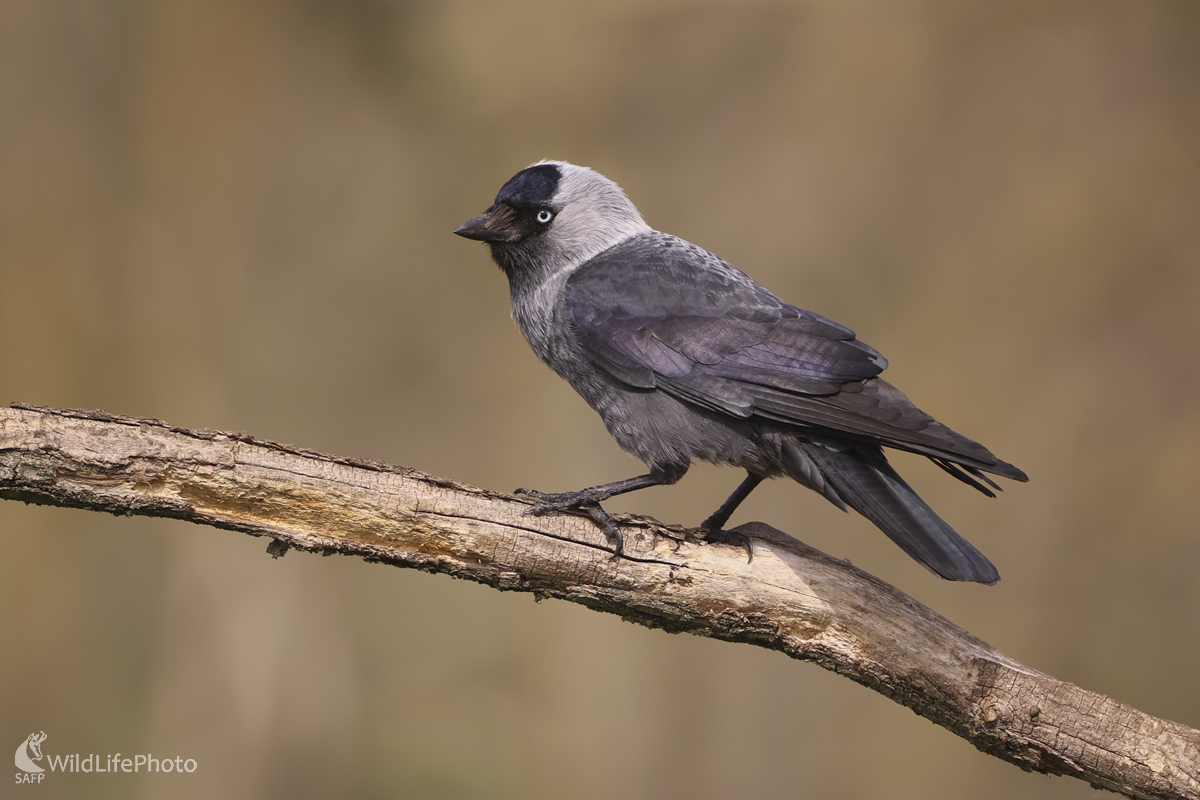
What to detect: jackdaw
<box><xmin>454</xmin><ymin>161</ymin><xmax>1026</xmax><ymax>583</ymax></box>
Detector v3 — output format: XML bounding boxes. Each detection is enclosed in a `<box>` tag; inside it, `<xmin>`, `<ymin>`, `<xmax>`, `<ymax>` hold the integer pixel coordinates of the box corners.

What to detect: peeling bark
<box><xmin>1</xmin><ymin>403</ymin><xmax>1197</xmax><ymax>799</ymax></box>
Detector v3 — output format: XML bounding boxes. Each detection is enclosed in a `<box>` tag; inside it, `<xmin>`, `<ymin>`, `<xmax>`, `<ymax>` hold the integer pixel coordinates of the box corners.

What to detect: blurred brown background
<box><xmin>2</xmin><ymin>1</ymin><xmax>1198</xmax><ymax>798</ymax></box>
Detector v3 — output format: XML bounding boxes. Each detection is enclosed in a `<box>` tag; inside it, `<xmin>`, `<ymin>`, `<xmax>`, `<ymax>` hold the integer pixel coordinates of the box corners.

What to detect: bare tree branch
<box><xmin>1</xmin><ymin>403</ymin><xmax>1197</xmax><ymax>799</ymax></box>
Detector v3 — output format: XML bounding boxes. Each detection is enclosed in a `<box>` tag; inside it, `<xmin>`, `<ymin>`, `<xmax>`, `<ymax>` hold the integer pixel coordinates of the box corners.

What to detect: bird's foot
<box><xmin>700</xmin><ymin>525</ymin><xmax>754</xmax><ymax>563</ymax></box>
<box><xmin>514</xmin><ymin>487</ymin><xmax>606</xmax><ymax>512</ymax></box>
<box><xmin>514</xmin><ymin>488</ymin><xmax>624</xmax><ymax>560</ymax></box>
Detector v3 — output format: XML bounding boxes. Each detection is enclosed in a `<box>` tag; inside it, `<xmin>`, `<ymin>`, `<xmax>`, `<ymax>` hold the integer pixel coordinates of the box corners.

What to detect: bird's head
<box><xmin>454</xmin><ymin>161</ymin><xmax>649</xmax><ymax>284</ymax></box>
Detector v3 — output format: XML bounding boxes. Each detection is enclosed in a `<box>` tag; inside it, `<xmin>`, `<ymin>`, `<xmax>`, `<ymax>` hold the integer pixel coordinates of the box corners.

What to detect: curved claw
<box><xmin>579</xmin><ymin>502</ymin><xmax>624</xmax><ymax>560</ymax></box>
<box><xmin>513</xmin><ymin>487</ymin><xmax>553</xmax><ymax>507</ymax></box>
<box><xmin>702</xmin><ymin>526</ymin><xmax>754</xmax><ymax>563</ymax></box>
<box><xmin>514</xmin><ymin>488</ymin><xmax>625</xmax><ymax>559</ymax></box>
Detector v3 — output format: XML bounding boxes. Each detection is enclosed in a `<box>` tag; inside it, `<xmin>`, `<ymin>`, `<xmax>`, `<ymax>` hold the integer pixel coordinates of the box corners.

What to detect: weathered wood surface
<box><xmin>1</xmin><ymin>403</ymin><xmax>1197</xmax><ymax>799</ymax></box>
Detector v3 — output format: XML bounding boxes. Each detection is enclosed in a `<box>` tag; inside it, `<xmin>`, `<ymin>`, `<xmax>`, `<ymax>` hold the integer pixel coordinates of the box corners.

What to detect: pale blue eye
<box><xmin>536</xmin><ymin>210</ymin><xmax>553</xmax><ymax>224</ymax></box>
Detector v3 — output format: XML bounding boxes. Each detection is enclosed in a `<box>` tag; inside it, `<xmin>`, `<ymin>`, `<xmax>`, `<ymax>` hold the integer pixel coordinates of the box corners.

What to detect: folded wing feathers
<box><xmin>567</xmin><ymin>234</ymin><xmax>1025</xmax><ymax>485</ymax></box>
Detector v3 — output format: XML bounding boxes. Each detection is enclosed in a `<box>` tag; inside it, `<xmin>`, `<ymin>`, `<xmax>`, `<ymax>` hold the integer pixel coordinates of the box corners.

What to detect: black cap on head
<box><xmin>495</xmin><ymin>163</ymin><xmax>561</xmax><ymax>208</ymax></box>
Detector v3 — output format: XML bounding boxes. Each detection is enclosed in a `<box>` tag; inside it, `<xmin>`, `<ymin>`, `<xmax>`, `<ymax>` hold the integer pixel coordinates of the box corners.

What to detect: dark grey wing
<box><xmin>567</xmin><ymin>232</ymin><xmax>1026</xmax><ymax>482</ymax></box>
<box><xmin>567</xmin><ymin>233</ymin><xmax>886</xmax><ymax>398</ymax></box>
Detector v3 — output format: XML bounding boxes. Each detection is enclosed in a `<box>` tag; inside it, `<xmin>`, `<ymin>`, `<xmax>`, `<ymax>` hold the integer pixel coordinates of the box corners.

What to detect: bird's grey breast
<box><xmin>510</xmin><ymin>268</ymin><xmax>591</xmax><ymax>382</ymax></box>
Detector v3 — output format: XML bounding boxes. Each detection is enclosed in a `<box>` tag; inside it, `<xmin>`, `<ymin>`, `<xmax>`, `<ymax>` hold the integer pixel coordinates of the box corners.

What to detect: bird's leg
<box><xmin>700</xmin><ymin>472</ymin><xmax>764</xmax><ymax>561</ymax></box>
<box><xmin>701</xmin><ymin>472</ymin><xmax>764</xmax><ymax>530</ymax></box>
<box><xmin>515</xmin><ymin>464</ymin><xmax>687</xmax><ymax>559</ymax></box>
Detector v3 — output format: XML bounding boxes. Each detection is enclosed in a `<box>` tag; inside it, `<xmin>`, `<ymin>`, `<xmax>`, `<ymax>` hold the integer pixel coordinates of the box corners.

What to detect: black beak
<box><xmin>453</xmin><ymin>205</ymin><xmax>515</xmax><ymax>242</ymax></box>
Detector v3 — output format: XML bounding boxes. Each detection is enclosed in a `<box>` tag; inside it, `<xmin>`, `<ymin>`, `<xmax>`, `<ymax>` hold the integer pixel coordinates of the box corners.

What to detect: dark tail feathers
<box><xmin>784</xmin><ymin>438</ymin><xmax>1000</xmax><ymax>584</ymax></box>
